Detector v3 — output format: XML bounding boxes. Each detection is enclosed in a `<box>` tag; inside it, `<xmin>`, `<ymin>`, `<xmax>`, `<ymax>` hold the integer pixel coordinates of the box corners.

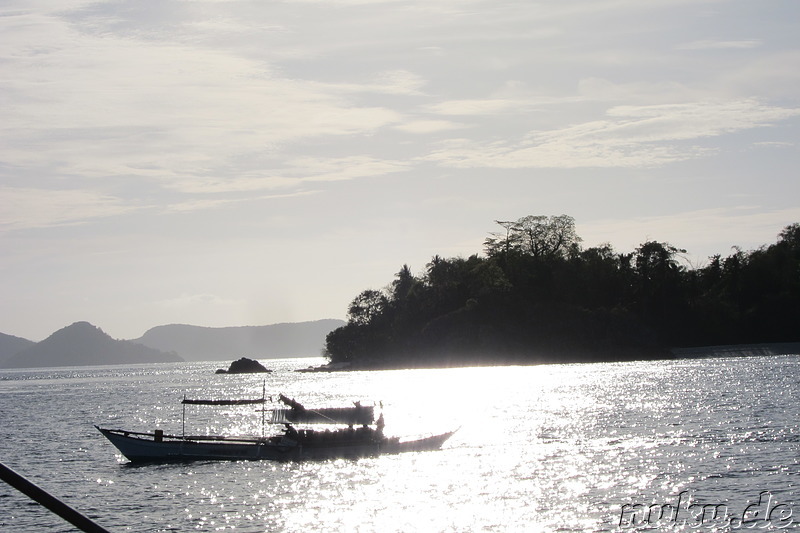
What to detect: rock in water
<box><xmin>216</xmin><ymin>357</ymin><xmax>272</xmax><ymax>374</ymax></box>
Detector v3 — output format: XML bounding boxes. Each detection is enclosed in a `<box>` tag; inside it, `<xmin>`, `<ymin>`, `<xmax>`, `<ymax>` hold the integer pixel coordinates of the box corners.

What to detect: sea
<box><xmin>0</xmin><ymin>355</ymin><xmax>798</xmax><ymax>532</ymax></box>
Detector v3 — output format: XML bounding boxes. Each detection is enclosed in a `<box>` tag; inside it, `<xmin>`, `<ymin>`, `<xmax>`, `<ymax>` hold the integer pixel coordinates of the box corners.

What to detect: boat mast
<box><xmin>261</xmin><ymin>380</ymin><xmax>266</xmax><ymax>440</ymax></box>
<box><xmin>182</xmin><ymin>394</ymin><xmax>186</xmax><ymax>438</ymax></box>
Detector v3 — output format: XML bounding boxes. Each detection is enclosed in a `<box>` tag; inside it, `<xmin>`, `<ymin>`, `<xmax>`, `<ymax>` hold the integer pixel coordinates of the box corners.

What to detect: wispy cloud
<box><xmin>0</xmin><ymin>9</ymin><xmax>405</xmax><ymax>193</ymax></box>
<box><xmin>331</xmin><ymin>70</ymin><xmax>428</xmax><ymax>96</ymax></box>
<box><xmin>425</xmin><ymin>99</ymin><xmax>523</xmax><ymax>116</ymax></box>
<box><xmin>0</xmin><ymin>187</ymin><xmax>140</xmax><ymax>231</ymax></box>
<box><xmin>394</xmin><ymin>119</ymin><xmax>468</xmax><ymax>134</ymax></box>
<box><xmin>424</xmin><ymin>99</ymin><xmax>800</xmax><ymax>169</ymax></box>
<box><xmin>677</xmin><ymin>39</ymin><xmax>763</xmax><ymax>50</ymax></box>
<box><xmin>164</xmin><ymin>191</ymin><xmax>319</xmax><ymax>213</ymax></box>
<box><xmin>293</xmin><ymin>156</ymin><xmax>411</xmax><ymax>183</ymax></box>
<box><xmin>156</xmin><ymin>156</ymin><xmax>409</xmax><ymax>196</ymax></box>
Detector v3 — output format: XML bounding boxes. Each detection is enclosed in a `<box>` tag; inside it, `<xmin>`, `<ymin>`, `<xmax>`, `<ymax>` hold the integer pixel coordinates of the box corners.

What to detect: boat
<box><xmin>96</xmin><ymin>392</ymin><xmax>456</xmax><ymax>463</ymax></box>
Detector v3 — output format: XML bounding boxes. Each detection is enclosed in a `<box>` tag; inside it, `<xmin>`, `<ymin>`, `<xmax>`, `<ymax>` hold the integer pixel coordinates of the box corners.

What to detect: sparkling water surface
<box><xmin>1</xmin><ymin>355</ymin><xmax>798</xmax><ymax>532</ymax></box>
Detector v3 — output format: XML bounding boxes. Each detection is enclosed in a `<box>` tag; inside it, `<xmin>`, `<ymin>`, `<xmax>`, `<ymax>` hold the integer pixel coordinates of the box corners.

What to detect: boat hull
<box><xmin>95</xmin><ymin>426</ymin><xmax>455</xmax><ymax>463</ymax></box>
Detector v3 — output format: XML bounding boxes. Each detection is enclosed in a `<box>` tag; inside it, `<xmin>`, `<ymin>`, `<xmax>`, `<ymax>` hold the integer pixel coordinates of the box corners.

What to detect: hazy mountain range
<box><xmin>0</xmin><ymin>319</ymin><xmax>344</xmax><ymax>368</ymax></box>
<box><xmin>132</xmin><ymin>320</ymin><xmax>344</xmax><ymax>361</ymax></box>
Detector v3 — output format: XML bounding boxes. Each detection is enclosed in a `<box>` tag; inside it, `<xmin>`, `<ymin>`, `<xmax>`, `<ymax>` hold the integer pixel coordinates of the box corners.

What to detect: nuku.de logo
<box><xmin>618</xmin><ymin>490</ymin><xmax>793</xmax><ymax>529</ymax></box>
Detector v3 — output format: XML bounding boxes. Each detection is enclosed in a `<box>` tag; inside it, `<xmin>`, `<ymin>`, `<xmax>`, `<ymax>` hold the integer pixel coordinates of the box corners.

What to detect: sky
<box><xmin>1</xmin><ymin>0</ymin><xmax>799</xmax><ymax>341</ymax></box>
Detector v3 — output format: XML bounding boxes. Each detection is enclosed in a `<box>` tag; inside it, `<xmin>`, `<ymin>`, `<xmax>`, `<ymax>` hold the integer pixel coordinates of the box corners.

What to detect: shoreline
<box><xmin>298</xmin><ymin>342</ymin><xmax>800</xmax><ymax>372</ymax></box>
<box><xmin>670</xmin><ymin>342</ymin><xmax>800</xmax><ymax>359</ymax></box>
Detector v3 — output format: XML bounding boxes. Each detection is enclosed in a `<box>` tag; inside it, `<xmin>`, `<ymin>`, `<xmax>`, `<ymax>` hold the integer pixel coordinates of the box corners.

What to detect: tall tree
<box><xmin>391</xmin><ymin>264</ymin><xmax>416</xmax><ymax>302</ymax></box>
<box><xmin>347</xmin><ymin>290</ymin><xmax>388</xmax><ymax>326</ymax></box>
<box><xmin>485</xmin><ymin>214</ymin><xmax>581</xmax><ymax>259</ymax></box>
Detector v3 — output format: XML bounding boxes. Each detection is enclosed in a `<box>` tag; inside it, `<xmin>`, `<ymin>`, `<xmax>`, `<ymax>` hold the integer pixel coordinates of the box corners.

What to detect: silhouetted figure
<box><xmin>376</xmin><ymin>413</ymin><xmax>385</xmax><ymax>434</ymax></box>
<box><xmin>279</xmin><ymin>394</ymin><xmax>306</xmax><ymax>412</ymax></box>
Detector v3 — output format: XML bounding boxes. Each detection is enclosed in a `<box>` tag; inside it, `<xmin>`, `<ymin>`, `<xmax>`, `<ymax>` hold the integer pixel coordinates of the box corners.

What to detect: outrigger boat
<box><xmin>96</xmin><ymin>392</ymin><xmax>455</xmax><ymax>463</ymax></box>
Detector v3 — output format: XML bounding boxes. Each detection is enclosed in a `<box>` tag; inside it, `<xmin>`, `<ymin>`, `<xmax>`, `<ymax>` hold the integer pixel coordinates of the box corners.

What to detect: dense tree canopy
<box><xmin>325</xmin><ymin>217</ymin><xmax>800</xmax><ymax>368</ymax></box>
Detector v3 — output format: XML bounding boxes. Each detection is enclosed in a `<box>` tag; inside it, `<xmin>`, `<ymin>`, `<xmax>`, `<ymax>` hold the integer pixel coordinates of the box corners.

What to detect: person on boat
<box><xmin>376</xmin><ymin>413</ymin><xmax>385</xmax><ymax>437</ymax></box>
<box><xmin>283</xmin><ymin>424</ymin><xmax>298</xmax><ymax>440</ymax></box>
<box><xmin>279</xmin><ymin>394</ymin><xmax>306</xmax><ymax>412</ymax></box>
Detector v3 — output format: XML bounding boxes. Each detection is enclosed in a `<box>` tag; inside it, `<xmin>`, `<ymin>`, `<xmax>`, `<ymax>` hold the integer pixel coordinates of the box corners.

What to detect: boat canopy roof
<box><xmin>180</xmin><ymin>393</ymin><xmax>374</xmax><ymax>425</ymax></box>
<box><xmin>182</xmin><ymin>398</ymin><xmax>266</xmax><ymax>406</ymax></box>
<box><xmin>274</xmin><ymin>394</ymin><xmax>374</xmax><ymax>425</ymax></box>
<box><xmin>271</xmin><ymin>406</ymin><xmax>374</xmax><ymax>425</ymax></box>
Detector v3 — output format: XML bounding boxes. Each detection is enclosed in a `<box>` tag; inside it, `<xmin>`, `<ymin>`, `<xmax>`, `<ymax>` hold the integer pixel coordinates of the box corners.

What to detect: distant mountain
<box><xmin>1</xmin><ymin>321</ymin><xmax>182</xmax><ymax>368</ymax></box>
<box><xmin>0</xmin><ymin>332</ymin><xmax>36</xmax><ymax>366</ymax></box>
<box><xmin>133</xmin><ymin>319</ymin><xmax>345</xmax><ymax>361</ymax></box>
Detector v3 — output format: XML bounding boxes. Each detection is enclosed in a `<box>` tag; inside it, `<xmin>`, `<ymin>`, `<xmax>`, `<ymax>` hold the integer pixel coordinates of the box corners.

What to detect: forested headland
<box><xmin>324</xmin><ymin>216</ymin><xmax>800</xmax><ymax>369</ymax></box>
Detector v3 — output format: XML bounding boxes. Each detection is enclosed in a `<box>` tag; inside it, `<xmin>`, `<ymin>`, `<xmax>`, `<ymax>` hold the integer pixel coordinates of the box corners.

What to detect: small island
<box><xmin>295</xmin><ymin>362</ymin><xmax>352</xmax><ymax>373</ymax></box>
<box><xmin>215</xmin><ymin>357</ymin><xmax>272</xmax><ymax>374</ymax></box>
<box><xmin>323</xmin><ymin>216</ymin><xmax>800</xmax><ymax>370</ymax></box>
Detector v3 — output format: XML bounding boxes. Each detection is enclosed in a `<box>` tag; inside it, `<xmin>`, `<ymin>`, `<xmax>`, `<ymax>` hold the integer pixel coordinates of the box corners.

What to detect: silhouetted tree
<box><xmin>347</xmin><ymin>290</ymin><xmax>388</xmax><ymax>326</ymax></box>
<box><xmin>391</xmin><ymin>264</ymin><xmax>416</xmax><ymax>302</ymax></box>
<box><xmin>485</xmin><ymin>214</ymin><xmax>581</xmax><ymax>260</ymax></box>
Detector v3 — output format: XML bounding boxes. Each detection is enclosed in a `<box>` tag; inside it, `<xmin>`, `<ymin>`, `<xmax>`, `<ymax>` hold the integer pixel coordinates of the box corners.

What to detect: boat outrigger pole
<box><xmin>0</xmin><ymin>461</ymin><xmax>111</xmax><ymax>533</ymax></box>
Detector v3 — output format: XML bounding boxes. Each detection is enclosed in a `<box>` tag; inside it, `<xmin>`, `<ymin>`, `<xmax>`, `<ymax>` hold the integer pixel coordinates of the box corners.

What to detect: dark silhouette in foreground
<box><xmin>0</xmin><ymin>461</ymin><xmax>110</xmax><ymax>532</ymax></box>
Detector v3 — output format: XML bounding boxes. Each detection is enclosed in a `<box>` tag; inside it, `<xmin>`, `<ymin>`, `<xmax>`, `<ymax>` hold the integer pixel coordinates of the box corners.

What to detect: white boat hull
<box><xmin>96</xmin><ymin>426</ymin><xmax>455</xmax><ymax>463</ymax></box>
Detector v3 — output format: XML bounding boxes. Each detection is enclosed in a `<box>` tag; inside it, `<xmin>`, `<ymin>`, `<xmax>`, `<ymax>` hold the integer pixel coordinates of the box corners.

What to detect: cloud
<box><xmin>0</xmin><ymin>153</ymin><xmax>405</xmax><ymax>226</ymax></box>
<box><xmin>161</xmin><ymin>175</ymin><xmax>301</xmax><ymax>195</ymax></box>
<box><xmin>605</xmin><ymin>99</ymin><xmax>799</xmax><ymax>139</ymax></box>
<box><xmin>424</xmin><ymin>99</ymin><xmax>800</xmax><ymax>169</ymax></box>
<box><xmin>164</xmin><ymin>190</ymin><xmax>319</xmax><ymax>213</ymax></box>
<box><xmin>394</xmin><ymin>120</ymin><xmax>468</xmax><ymax>134</ymax></box>
<box><xmin>0</xmin><ymin>187</ymin><xmax>140</xmax><ymax>231</ymax></box>
<box><xmin>332</xmin><ymin>70</ymin><xmax>428</xmax><ymax>96</ymax></box>
<box><xmin>293</xmin><ymin>156</ymin><xmax>411</xmax><ymax>183</ymax></box>
<box><xmin>0</xmin><ymin>9</ymin><xmax>404</xmax><ymax>190</ymax></box>
<box><xmin>576</xmin><ymin>78</ymin><xmax>700</xmax><ymax>103</ymax></box>
<box><xmin>425</xmin><ymin>99</ymin><xmax>521</xmax><ymax>116</ymax></box>
<box><xmin>677</xmin><ymin>40</ymin><xmax>763</xmax><ymax>50</ymax></box>
<box><xmin>753</xmin><ymin>141</ymin><xmax>794</xmax><ymax>148</ymax></box>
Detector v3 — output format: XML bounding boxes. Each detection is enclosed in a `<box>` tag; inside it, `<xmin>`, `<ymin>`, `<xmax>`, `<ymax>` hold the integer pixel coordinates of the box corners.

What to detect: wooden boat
<box><xmin>96</xmin><ymin>393</ymin><xmax>455</xmax><ymax>463</ymax></box>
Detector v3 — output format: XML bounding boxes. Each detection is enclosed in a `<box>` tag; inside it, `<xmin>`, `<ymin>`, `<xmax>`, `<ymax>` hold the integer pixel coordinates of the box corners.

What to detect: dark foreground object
<box><xmin>0</xmin><ymin>461</ymin><xmax>111</xmax><ymax>533</ymax></box>
<box><xmin>96</xmin><ymin>426</ymin><xmax>455</xmax><ymax>463</ymax></box>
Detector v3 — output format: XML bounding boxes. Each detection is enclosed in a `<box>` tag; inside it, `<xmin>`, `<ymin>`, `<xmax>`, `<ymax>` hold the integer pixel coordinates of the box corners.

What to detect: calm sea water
<box><xmin>0</xmin><ymin>355</ymin><xmax>798</xmax><ymax>532</ymax></box>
